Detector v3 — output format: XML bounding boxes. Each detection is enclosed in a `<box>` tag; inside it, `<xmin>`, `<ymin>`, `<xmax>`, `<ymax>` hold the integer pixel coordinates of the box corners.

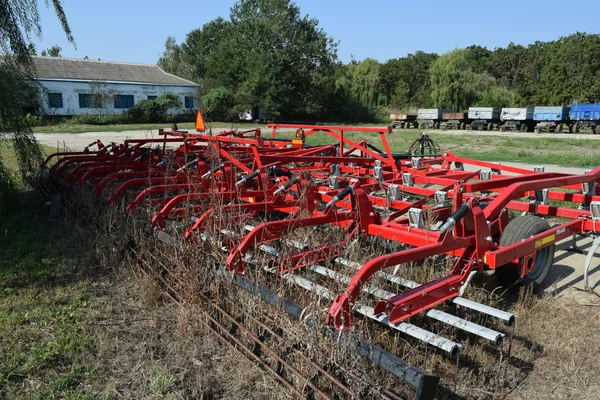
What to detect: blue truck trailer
<box><xmin>533</xmin><ymin>106</ymin><xmax>570</xmax><ymax>133</ymax></box>
<box><xmin>570</xmin><ymin>103</ymin><xmax>600</xmax><ymax>134</ymax></box>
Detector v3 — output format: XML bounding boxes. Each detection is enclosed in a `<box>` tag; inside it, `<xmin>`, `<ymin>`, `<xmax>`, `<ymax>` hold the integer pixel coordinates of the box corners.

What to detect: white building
<box><xmin>33</xmin><ymin>56</ymin><xmax>199</xmax><ymax>116</ymax></box>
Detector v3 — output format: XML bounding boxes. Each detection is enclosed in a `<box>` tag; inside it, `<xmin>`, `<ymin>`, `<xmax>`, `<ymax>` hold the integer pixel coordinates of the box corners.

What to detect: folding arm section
<box><xmin>225</xmin><ymin>210</ymin><xmax>358</xmax><ymax>274</ymax></box>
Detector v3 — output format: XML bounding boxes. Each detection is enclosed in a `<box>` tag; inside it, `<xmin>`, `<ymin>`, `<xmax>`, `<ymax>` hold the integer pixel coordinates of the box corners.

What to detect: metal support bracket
<box><xmin>584</xmin><ymin>235</ymin><xmax>600</xmax><ymax>291</ymax></box>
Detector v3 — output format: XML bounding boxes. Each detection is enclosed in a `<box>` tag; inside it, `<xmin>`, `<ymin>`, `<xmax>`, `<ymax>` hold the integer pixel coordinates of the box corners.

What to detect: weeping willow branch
<box><xmin>0</xmin><ymin>0</ymin><xmax>74</xmax><ymax>214</ymax></box>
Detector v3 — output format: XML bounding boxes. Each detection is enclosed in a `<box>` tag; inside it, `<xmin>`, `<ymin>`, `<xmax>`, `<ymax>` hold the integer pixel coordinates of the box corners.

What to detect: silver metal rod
<box><xmin>285</xmin><ymin>274</ymin><xmax>461</xmax><ymax>357</ymax></box>
<box><xmin>584</xmin><ymin>236</ymin><xmax>600</xmax><ymax>291</ymax></box>
<box><xmin>243</xmin><ymin>225</ymin><xmax>515</xmax><ymax>326</ymax></box>
<box><xmin>335</xmin><ymin>256</ymin><xmax>515</xmax><ymax>326</ymax></box>
<box><xmin>251</xmin><ymin>243</ymin><xmax>461</xmax><ymax>356</ymax></box>
<box><xmin>309</xmin><ymin>264</ymin><xmax>503</xmax><ymax>345</ymax></box>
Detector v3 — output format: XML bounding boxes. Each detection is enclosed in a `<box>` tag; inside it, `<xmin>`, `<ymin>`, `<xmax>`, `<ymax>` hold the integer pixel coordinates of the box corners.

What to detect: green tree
<box><xmin>464</xmin><ymin>45</ymin><xmax>491</xmax><ymax>74</ymax></box>
<box><xmin>41</xmin><ymin>44</ymin><xmax>62</xmax><ymax>57</ymax></box>
<box><xmin>0</xmin><ymin>0</ymin><xmax>74</xmax><ymax>214</ymax></box>
<box><xmin>349</xmin><ymin>58</ymin><xmax>382</xmax><ymax>108</ymax></box>
<box><xmin>486</xmin><ymin>42</ymin><xmax>544</xmax><ymax>105</ymax></box>
<box><xmin>430</xmin><ymin>49</ymin><xmax>482</xmax><ymax>110</ymax></box>
<box><xmin>538</xmin><ymin>33</ymin><xmax>600</xmax><ymax>105</ymax></box>
<box><xmin>202</xmin><ymin>87</ymin><xmax>236</xmax><ymax>121</ymax></box>
<box><xmin>379</xmin><ymin>51</ymin><xmax>437</xmax><ymax>109</ymax></box>
<box><xmin>89</xmin><ymin>80</ymin><xmax>115</xmax><ymax>116</ymax></box>
<box><xmin>159</xmin><ymin>0</ymin><xmax>338</xmax><ymax>121</ymax></box>
<box><xmin>158</xmin><ymin>36</ymin><xmax>195</xmax><ymax>82</ymax></box>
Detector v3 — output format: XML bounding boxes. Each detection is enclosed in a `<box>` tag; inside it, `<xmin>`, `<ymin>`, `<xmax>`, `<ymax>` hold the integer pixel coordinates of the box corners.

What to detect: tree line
<box><xmin>158</xmin><ymin>0</ymin><xmax>600</xmax><ymax>122</ymax></box>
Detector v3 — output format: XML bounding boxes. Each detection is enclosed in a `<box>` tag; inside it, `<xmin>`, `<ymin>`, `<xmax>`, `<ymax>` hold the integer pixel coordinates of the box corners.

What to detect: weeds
<box><xmin>151</xmin><ymin>370</ymin><xmax>176</xmax><ymax>397</ymax></box>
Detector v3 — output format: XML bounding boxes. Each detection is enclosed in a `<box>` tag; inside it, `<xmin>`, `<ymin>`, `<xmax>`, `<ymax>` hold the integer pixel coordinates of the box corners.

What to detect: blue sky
<box><xmin>33</xmin><ymin>0</ymin><xmax>600</xmax><ymax>64</ymax></box>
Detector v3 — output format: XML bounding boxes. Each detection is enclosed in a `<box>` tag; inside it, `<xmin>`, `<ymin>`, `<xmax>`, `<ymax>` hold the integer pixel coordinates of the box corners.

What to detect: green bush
<box><xmin>202</xmin><ymin>88</ymin><xmax>237</xmax><ymax>122</ymax></box>
<box><xmin>23</xmin><ymin>113</ymin><xmax>43</xmax><ymax>127</ymax></box>
<box><xmin>126</xmin><ymin>93</ymin><xmax>183</xmax><ymax>123</ymax></box>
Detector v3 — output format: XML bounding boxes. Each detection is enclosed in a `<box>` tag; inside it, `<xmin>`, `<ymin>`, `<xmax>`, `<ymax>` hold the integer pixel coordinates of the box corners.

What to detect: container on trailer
<box><xmin>390</xmin><ymin>113</ymin><xmax>418</xmax><ymax>129</ymax></box>
<box><xmin>418</xmin><ymin>109</ymin><xmax>455</xmax><ymax>120</ymax></box>
<box><xmin>442</xmin><ymin>112</ymin><xmax>466</xmax><ymax>120</ymax></box>
<box><xmin>500</xmin><ymin>108</ymin><xmax>534</xmax><ymax>121</ymax></box>
<box><xmin>570</xmin><ymin>104</ymin><xmax>600</xmax><ymax>120</ymax></box>
<box><xmin>468</xmin><ymin>107</ymin><xmax>501</xmax><ymax>120</ymax></box>
<box><xmin>390</xmin><ymin>113</ymin><xmax>416</xmax><ymax>121</ymax></box>
<box><xmin>533</xmin><ymin>106</ymin><xmax>570</xmax><ymax>121</ymax></box>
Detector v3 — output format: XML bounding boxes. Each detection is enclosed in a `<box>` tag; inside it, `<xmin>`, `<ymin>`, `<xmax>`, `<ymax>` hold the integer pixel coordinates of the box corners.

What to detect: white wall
<box><xmin>38</xmin><ymin>80</ymin><xmax>199</xmax><ymax>116</ymax></box>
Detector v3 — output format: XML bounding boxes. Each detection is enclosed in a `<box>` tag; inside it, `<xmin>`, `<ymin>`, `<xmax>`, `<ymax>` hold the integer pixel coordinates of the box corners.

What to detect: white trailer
<box><xmin>467</xmin><ymin>107</ymin><xmax>501</xmax><ymax>131</ymax></box>
<box><xmin>417</xmin><ymin>108</ymin><xmax>455</xmax><ymax>129</ymax></box>
<box><xmin>498</xmin><ymin>108</ymin><xmax>535</xmax><ymax>132</ymax></box>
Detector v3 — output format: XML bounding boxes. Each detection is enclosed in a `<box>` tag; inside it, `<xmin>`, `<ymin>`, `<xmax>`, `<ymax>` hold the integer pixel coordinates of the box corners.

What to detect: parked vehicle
<box><xmin>417</xmin><ymin>108</ymin><xmax>455</xmax><ymax>129</ymax></box>
<box><xmin>533</xmin><ymin>106</ymin><xmax>570</xmax><ymax>133</ymax></box>
<box><xmin>570</xmin><ymin>103</ymin><xmax>600</xmax><ymax>134</ymax></box>
<box><xmin>440</xmin><ymin>112</ymin><xmax>469</xmax><ymax>130</ymax></box>
<box><xmin>390</xmin><ymin>103</ymin><xmax>600</xmax><ymax>135</ymax></box>
<box><xmin>467</xmin><ymin>107</ymin><xmax>501</xmax><ymax>131</ymax></box>
<box><xmin>499</xmin><ymin>108</ymin><xmax>534</xmax><ymax>132</ymax></box>
<box><xmin>390</xmin><ymin>113</ymin><xmax>418</xmax><ymax>129</ymax></box>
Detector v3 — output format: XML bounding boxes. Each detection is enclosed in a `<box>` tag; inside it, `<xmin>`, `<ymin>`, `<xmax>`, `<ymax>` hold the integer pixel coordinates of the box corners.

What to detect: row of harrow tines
<box><xmin>42</xmin><ymin>120</ymin><xmax>600</xmax><ymax>399</ymax></box>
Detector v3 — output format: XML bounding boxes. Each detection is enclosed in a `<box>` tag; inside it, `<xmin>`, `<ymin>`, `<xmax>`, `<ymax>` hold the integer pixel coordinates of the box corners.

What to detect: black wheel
<box><xmin>520</xmin><ymin>123</ymin><xmax>528</xmax><ymax>132</ymax></box>
<box><xmin>434</xmin><ymin>122</ymin><xmax>440</xmax><ymax>129</ymax></box>
<box><xmin>534</xmin><ymin>127</ymin><xmax>541</xmax><ymax>133</ymax></box>
<box><xmin>486</xmin><ymin>122</ymin><xmax>493</xmax><ymax>131</ymax></box>
<box><xmin>460</xmin><ymin>122</ymin><xmax>466</xmax><ymax>130</ymax></box>
<box><xmin>413</xmin><ymin>121</ymin><xmax>419</xmax><ymax>129</ymax></box>
<box><xmin>494</xmin><ymin>215</ymin><xmax>555</xmax><ymax>289</ymax></box>
<box><xmin>595</xmin><ymin>125</ymin><xmax>600</xmax><ymax>135</ymax></box>
<box><xmin>570</xmin><ymin>122</ymin><xmax>579</xmax><ymax>133</ymax></box>
<box><xmin>555</xmin><ymin>124</ymin><xmax>563</xmax><ymax>133</ymax></box>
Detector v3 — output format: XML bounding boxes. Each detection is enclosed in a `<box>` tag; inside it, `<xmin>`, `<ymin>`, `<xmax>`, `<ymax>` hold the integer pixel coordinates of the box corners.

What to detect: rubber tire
<box><xmin>486</xmin><ymin>122</ymin><xmax>493</xmax><ymax>131</ymax></box>
<box><xmin>520</xmin><ymin>123</ymin><xmax>528</xmax><ymax>132</ymax></box>
<box><xmin>534</xmin><ymin>128</ymin><xmax>541</xmax><ymax>134</ymax></box>
<box><xmin>570</xmin><ymin>123</ymin><xmax>578</xmax><ymax>134</ymax></box>
<box><xmin>434</xmin><ymin>122</ymin><xmax>440</xmax><ymax>129</ymax></box>
<box><xmin>460</xmin><ymin>122</ymin><xmax>466</xmax><ymax>130</ymax></box>
<box><xmin>595</xmin><ymin>125</ymin><xmax>600</xmax><ymax>135</ymax></box>
<box><xmin>555</xmin><ymin>124</ymin><xmax>563</xmax><ymax>133</ymax></box>
<box><xmin>414</xmin><ymin>121</ymin><xmax>419</xmax><ymax>129</ymax></box>
<box><xmin>494</xmin><ymin>215</ymin><xmax>555</xmax><ymax>289</ymax></box>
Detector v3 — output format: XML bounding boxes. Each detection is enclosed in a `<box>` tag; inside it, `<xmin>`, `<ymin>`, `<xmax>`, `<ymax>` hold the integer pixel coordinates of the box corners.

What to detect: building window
<box><xmin>48</xmin><ymin>93</ymin><xmax>63</xmax><ymax>108</ymax></box>
<box><xmin>184</xmin><ymin>96</ymin><xmax>194</xmax><ymax>109</ymax></box>
<box><xmin>79</xmin><ymin>94</ymin><xmax>95</xmax><ymax>108</ymax></box>
<box><xmin>147</xmin><ymin>95</ymin><xmax>157</xmax><ymax>100</ymax></box>
<box><xmin>114</xmin><ymin>95</ymin><xmax>134</xmax><ymax>109</ymax></box>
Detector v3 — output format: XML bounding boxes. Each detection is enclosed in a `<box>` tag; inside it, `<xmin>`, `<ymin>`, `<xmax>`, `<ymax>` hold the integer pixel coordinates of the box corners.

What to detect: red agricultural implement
<box><xmin>41</xmin><ymin>112</ymin><xmax>600</xmax><ymax>399</ymax></box>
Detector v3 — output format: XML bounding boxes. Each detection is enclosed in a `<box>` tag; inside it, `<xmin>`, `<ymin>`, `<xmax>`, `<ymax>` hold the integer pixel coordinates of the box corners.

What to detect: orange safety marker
<box><xmin>195</xmin><ymin>110</ymin><xmax>206</xmax><ymax>132</ymax></box>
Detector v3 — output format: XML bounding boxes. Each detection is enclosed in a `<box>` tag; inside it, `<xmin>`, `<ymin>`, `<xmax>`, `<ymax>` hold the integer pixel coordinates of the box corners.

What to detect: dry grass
<box><xmin>18</xmin><ymin>149</ymin><xmax>600</xmax><ymax>399</ymax></box>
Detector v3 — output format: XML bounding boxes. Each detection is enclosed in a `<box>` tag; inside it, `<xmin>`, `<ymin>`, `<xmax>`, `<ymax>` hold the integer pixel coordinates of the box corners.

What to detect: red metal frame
<box><xmin>44</xmin><ymin>124</ymin><xmax>600</xmax><ymax>333</ymax></box>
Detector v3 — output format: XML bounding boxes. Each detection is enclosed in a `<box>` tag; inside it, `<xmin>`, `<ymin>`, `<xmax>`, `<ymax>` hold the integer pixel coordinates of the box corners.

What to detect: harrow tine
<box><xmin>271</xmin><ymin>236</ymin><xmax>504</xmax><ymax>345</ymax></box>
<box><xmin>244</xmin><ymin>248</ymin><xmax>461</xmax><ymax>357</ymax></box>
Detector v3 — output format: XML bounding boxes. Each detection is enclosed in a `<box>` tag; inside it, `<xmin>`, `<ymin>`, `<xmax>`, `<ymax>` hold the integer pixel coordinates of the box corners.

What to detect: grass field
<box><xmin>0</xmin><ymin>143</ymin><xmax>282</xmax><ymax>398</ymax></box>
<box><xmin>293</xmin><ymin>129</ymin><xmax>600</xmax><ymax>168</ymax></box>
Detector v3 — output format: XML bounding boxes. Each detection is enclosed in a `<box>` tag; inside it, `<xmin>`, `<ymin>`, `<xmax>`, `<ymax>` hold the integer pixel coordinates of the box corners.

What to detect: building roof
<box><xmin>32</xmin><ymin>56</ymin><xmax>197</xmax><ymax>86</ymax></box>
